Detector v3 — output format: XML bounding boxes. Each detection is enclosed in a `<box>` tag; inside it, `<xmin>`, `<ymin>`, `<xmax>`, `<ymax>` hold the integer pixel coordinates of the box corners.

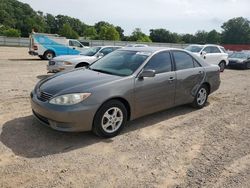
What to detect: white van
<box><xmin>29</xmin><ymin>32</ymin><xmax>87</xmax><ymax>60</ymax></box>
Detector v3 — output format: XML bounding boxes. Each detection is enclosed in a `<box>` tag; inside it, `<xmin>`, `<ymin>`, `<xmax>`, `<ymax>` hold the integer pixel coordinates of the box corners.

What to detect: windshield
<box><xmin>185</xmin><ymin>45</ymin><xmax>203</xmax><ymax>53</ymax></box>
<box><xmin>80</xmin><ymin>47</ymin><xmax>101</xmax><ymax>56</ymax></box>
<box><xmin>89</xmin><ymin>50</ymin><xmax>150</xmax><ymax>76</ymax></box>
<box><xmin>229</xmin><ymin>52</ymin><xmax>248</xmax><ymax>59</ymax></box>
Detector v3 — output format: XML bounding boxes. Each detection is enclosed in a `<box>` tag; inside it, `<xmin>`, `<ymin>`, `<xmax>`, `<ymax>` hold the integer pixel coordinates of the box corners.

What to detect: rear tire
<box><xmin>219</xmin><ymin>61</ymin><xmax>226</xmax><ymax>72</ymax></box>
<box><xmin>43</xmin><ymin>50</ymin><xmax>55</xmax><ymax>60</ymax></box>
<box><xmin>92</xmin><ymin>100</ymin><xmax>127</xmax><ymax>138</ymax></box>
<box><xmin>192</xmin><ymin>84</ymin><xmax>209</xmax><ymax>109</ymax></box>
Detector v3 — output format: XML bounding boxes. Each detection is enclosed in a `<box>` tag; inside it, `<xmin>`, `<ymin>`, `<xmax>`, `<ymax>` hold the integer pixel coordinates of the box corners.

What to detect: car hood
<box><xmin>68</xmin><ymin>56</ymin><xmax>97</xmax><ymax>64</ymax></box>
<box><xmin>38</xmin><ymin>69</ymin><xmax>121</xmax><ymax>96</ymax></box>
<box><xmin>52</xmin><ymin>55</ymin><xmax>82</xmax><ymax>62</ymax></box>
<box><xmin>229</xmin><ymin>58</ymin><xmax>245</xmax><ymax>62</ymax></box>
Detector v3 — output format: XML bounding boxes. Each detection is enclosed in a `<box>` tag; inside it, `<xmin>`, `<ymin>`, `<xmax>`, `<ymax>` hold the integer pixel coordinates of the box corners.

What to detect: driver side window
<box><xmin>69</xmin><ymin>40</ymin><xmax>82</xmax><ymax>47</ymax></box>
<box><xmin>203</xmin><ymin>47</ymin><xmax>211</xmax><ymax>53</ymax></box>
<box><xmin>144</xmin><ymin>51</ymin><xmax>172</xmax><ymax>74</ymax></box>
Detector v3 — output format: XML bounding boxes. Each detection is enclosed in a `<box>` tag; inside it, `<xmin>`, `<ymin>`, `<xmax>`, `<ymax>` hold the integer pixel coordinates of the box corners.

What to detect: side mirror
<box><xmin>200</xmin><ymin>51</ymin><xmax>207</xmax><ymax>56</ymax></box>
<box><xmin>96</xmin><ymin>53</ymin><xmax>104</xmax><ymax>58</ymax></box>
<box><xmin>139</xmin><ymin>69</ymin><xmax>156</xmax><ymax>78</ymax></box>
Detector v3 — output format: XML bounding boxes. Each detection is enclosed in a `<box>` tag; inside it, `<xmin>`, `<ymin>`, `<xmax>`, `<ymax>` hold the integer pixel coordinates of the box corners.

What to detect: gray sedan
<box><xmin>31</xmin><ymin>47</ymin><xmax>221</xmax><ymax>137</ymax></box>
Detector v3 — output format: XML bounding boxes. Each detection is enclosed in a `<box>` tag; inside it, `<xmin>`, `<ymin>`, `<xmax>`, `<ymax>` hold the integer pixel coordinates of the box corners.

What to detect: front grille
<box><xmin>38</xmin><ymin>91</ymin><xmax>53</xmax><ymax>102</ymax></box>
<box><xmin>49</xmin><ymin>61</ymin><xmax>55</xmax><ymax>65</ymax></box>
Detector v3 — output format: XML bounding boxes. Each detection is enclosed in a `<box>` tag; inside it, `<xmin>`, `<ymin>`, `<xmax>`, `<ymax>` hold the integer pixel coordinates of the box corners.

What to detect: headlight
<box><xmin>63</xmin><ymin>61</ymin><xmax>73</xmax><ymax>65</ymax></box>
<box><xmin>49</xmin><ymin>93</ymin><xmax>91</xmax><ymax>105</ymax></box>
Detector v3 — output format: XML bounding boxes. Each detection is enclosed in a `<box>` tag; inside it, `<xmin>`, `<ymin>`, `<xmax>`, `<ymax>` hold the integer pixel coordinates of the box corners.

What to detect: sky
<box><xmin>19</xmin><ymin>0</ymin><xmax>250</xmax><ymax>35</ymax></box>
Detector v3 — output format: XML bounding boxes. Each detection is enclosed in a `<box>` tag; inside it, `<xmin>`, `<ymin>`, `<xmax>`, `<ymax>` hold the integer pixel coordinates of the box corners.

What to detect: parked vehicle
<box><xmin>29</xmin><ymin>32</ymin><xmax>87</xmax><ymax>60</ymax></box>
<box><xmin>31</xmin><ymin>47</ymin><xmax>221</xmax><ymax>138</ymax></box>
<box><xmin>228</xmin><ymin>51</ymin><xmax>250</xmax><ymax>69</ymax></box>
<box><xmin>126</xmin><ymin>44</ymin><xmax>148</xmax><ymax>47</ymax></box>
<box><xmin>185</xmin><ymin>44</ymin><xmax>229</xmax><ymax>72</ymax></box>
<box><xmin>47</xmin><ymin>46</ymin><xmax>121</xmax><ymax>73</ymax></box>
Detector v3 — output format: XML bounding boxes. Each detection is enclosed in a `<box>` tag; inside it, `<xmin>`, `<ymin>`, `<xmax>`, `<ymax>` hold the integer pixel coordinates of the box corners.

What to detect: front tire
<box><xmin>192</xmin><ymin>85</ymin><xmax>209</xmax><ymax>109</ymax></box>
<box><xmin>92</xmin><ymin>100</ymin><xmax>127</xmax><ymax>138</ymax></box>
<box><xmin>219</xmin><ymin>61</ymin><xmax>226</xmax><ymax>72</ymax></box>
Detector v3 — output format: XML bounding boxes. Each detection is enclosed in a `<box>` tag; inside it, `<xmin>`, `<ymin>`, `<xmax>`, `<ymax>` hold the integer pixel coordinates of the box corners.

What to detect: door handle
<box><xmin>168</xmin><ymin>77</ymin><xmax>175</xmax><ymax>82</ymax></box>
<box><xmin>204</xmin><ymin>56</ymin><xmax>206</xmax><ymax>59</ymax></box>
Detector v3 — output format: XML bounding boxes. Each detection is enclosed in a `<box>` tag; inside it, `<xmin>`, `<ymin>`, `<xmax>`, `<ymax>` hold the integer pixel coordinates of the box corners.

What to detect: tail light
<box><xmin>33</xmin><ymin>44</ymin><xmax>38</xmax><ymax>50</ymax></box>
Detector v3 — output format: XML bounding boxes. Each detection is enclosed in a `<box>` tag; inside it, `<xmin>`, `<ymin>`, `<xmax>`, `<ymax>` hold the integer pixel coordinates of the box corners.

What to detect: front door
<box><xmin>134</xmin><ymin>51</ymin><xmax>176</xmax><ymax>117</ymax></box>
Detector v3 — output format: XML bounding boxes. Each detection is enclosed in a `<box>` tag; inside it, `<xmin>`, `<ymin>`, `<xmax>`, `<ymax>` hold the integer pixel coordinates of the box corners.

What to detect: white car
<box><xmin>47</xmin><ymin>46</ymin><xmax>121</xmax><ymax>73</ymax></box>
<box><xmin>185</xmin><ymin>44</ymin><xmax>229</xmax><ymax>72</ymax></box>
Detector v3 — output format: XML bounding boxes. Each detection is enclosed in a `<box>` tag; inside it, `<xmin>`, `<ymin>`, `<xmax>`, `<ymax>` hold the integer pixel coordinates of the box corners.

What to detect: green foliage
<box><xmin>84</xmin><ymin>26</ymin><xmax>97</xmax><ymax>39</ymax></box>
<box><xmin>150</xmin><ymin>29</ymin><xmax>180</xmax><ymax>43</ymax></box>
<box><xmin>130</xmin><ymin>28</ymin><xmax>151</xmax><ymax>42</ymax></box>
<box><xmin>98</xmin><ymin>25</ymin><xmax>120</xmax><ymax>41</ymax></box>
<box><xmin>207</xmin><ymin>30</ymin><xmax>221</xmax><ymax>44</ymax></box>
<box><xmin>115</xmin><ymin>26</ymin><xmax>125</xmax><ymax>40</ymax></box>
<box><xmin>194</xmin><ymin>30</ymin><xmax>208</xmax><ymax>44</ymax></box>
<box><xmin>59</xmin><ymin>23</ymin><xmax>79</xmax><ymax>39</ymax></box>
<box><xmin>2</xmin><ymin>28</ymin><xmax>20</xmax><ymax>37</ymax></box>
<box><xmin>221</xmin><ymin>17</ymin><xmax>250</xmax><ymax>44</ymax></box>
<box><xmin>94</xmin><ymin>21</ymin><xmax>111</xmax><ymax>34</ymax></box>
<box><xmin>181</xmin><ymin>34</ymin><xmax>195</xmax><ymax>44</ymax></box>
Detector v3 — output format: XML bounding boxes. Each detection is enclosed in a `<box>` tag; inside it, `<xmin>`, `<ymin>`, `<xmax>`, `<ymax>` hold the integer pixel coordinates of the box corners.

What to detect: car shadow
<box><xmin>36</xmin><ymin>74</ymin><xmax>52</xmax><ymax>80</ymax></box>
<box><xmin>0</xmin><ymin>105</ymin><xmax>198</xmax><ymax>158</ymax></box>
<box><xmin>8</xmin><ymin>58</ymin><xmax>42</xmax><ymax>61</ymax></box>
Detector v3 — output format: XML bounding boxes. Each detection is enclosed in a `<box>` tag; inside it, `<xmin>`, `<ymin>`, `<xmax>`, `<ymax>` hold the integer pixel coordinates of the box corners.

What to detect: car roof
<box><xmin>189</xmin><ymin>44</ymin><xmax>224</xmax><ymax>48</ymax></box>
<box><xmin>118</xmin><ymin>47</ymin><xmax>181</xmax><ymax>53</ymax></box>
<box><xmin>92</xmin><ymin>46</ymin><xmax>122</xmax><ymax>48</ymax></box>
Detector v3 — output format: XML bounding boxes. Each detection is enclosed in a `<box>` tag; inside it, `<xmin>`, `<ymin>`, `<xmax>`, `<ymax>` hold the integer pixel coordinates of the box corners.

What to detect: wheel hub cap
<box><xmin>197</xmin><ymin>88</ymin><xmax>207</xmax><ymax>106</ymax></box>
<box><xmin>101</xmin><ymin>107</ymin><xmax>123</xmax><ymax>133</ymax></box>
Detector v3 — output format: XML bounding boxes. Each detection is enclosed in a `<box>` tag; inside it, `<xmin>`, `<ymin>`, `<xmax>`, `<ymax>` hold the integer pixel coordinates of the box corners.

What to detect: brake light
<box><xmin>33</xmin><ymin>44</ymin><xmax>38</xmax><ymax>50</ymax></box>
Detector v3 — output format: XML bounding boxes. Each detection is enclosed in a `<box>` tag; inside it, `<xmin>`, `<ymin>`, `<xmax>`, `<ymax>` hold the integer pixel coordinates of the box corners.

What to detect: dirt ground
<box><xmin>0</xmin><ymin>46</ymin><xmax>249</xmax><ymax>188</ymax></box>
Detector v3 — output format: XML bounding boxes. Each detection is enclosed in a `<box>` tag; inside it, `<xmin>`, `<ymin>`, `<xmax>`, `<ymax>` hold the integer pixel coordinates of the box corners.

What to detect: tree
<box><xmin>59</xmin><ymin>23</ymin><xmax>79</xmax><ymax>39</ymax></box>
<box><xmin>130</xmin><ymin>28</ymin><xmax>151</xmax><ymax>42</ymax></box>
<box><xmin>194</xmin><ymin>30</ymin><xmax>208</xmax><ymax>44</ymax></box>
<box><xmin>44</xmin><ymin>13</ymin><xmax>57</xmax><ymax>33</ymax></box>
<box><xmin>98</xmin><ymin>25</ymin><xmax>120</xmax><ymax>40</ymax></box>
<box><xmin>84</xmin><ymin>26</ymin><xmax>97</xmax><ymax>39</ymax></box>
<box><xmin>206</xmin><ymin>30</ymin><xmax>221</xmax><ymax>44</ymax></box>
<box><xmin>94</xmin><ymin>21</ymin><xmax>111</xmax><ymax>34</ymax></box>
<box><xmin>2</xmin><ymin>28</ymin><xmax>20</xmax><ymax>37</ymax></box>
<box><xmin>181</xmin><ymin>34</ymin><xmax>195</xmax><ymax>43</ymax></box>
<box><xmin>115</xmin><ymin>26</ymin><xmax>125</xmax><ymax>40</ymax></box>
<box><xmin>221</xmin><ymin>17</ymin><xmax>250</xmax><ymax>44</ymax></box>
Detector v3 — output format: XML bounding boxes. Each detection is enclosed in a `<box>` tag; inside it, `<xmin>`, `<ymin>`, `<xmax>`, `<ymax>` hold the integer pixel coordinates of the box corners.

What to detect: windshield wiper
<box><xmin>89</xmin><ymin>68</ymin><xmax>115</xmax><ymax>75</ymax></box>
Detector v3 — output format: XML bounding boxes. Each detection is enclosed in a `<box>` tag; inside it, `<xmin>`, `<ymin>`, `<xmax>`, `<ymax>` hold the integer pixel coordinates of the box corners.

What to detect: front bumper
<box><xmin>47</xmin><ymin>64</ymin><xmax>74</xmax><ymax>73</ymax></box>
<box><xmin>228</xmin><ymin>61</ymin><xmax>246</xmax><ymax>68</ymax></box>
<box><xmin>30</xmin><ymin>92</ymin><xmax>99</xmax><ymax>132</ymax></box>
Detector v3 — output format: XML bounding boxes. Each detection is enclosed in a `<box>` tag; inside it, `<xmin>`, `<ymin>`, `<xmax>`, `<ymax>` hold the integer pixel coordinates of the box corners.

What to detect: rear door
<box><xmin>203</xmin><ymin>46</ymin><xmax>222</xmax><ymax>65</ymax></box>
<box><xmin>172</xmin><ymin>50</ymin><xmax>205</xmax><ymax>106</ymax></box>
<box><xmin>134</xmin><ymin>51</ymin><xmax>176</xmax><ymax>117</ymax></box>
